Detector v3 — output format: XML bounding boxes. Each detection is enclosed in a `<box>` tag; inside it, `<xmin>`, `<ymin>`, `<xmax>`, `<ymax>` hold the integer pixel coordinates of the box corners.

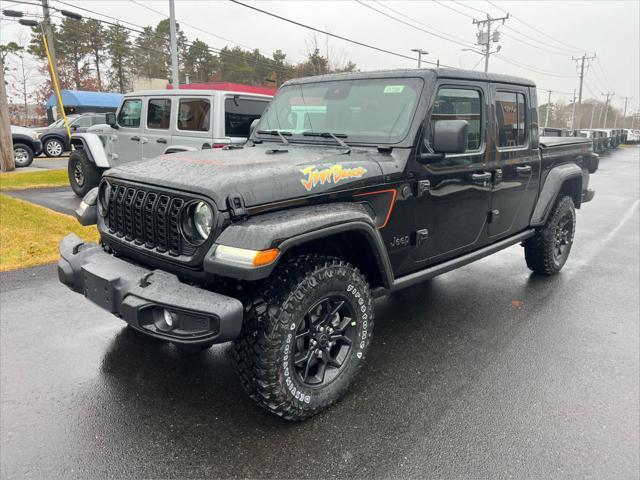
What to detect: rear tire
<box><xmin>44</xmin><ymin>137</ymin><xmax>65</xmax><ymax>157</ymax></box>
<box><xmin>69</xmin><ymin>149</ymin><xmax>101</xmax><ymax>197</ymax></box>
<box><xmin>525</xmin><ymin>195</ymin><xmax>576</xmax><ymax>275</ymax></box>
<box><xmin>234</xmin><ymin>254</ymin><xmax>374</xmax><ymax>421</ymax></box>
<box><xmin>13</xmin><ymin>143</ymin><xmax>34</xmax><ymax>167</ymax></box>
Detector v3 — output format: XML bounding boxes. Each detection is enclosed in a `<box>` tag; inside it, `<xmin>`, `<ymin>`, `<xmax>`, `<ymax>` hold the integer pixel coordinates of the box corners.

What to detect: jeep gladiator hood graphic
<box><xmin>105</xmin><ymin>145</ymin><xmax>388</xmax><ymax>210</ymax></box>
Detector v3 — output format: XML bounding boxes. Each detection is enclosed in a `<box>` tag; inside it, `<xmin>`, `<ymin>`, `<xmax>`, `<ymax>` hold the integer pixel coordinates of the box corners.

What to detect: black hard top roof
<box><xmin>283</xmin><ymin>68</ymin><xmax>535</xmax><ymax>87</ymax></box>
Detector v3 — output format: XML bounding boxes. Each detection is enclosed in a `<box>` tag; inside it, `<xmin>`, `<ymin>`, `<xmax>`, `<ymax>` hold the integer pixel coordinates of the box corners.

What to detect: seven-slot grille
<box><xmin>106</xmin><ymin>183</ymin><xmax>197</xmax><ymax>257</ymax></box>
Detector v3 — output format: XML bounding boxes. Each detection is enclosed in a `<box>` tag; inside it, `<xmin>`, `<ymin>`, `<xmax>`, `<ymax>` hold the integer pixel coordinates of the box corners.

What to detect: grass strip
<box><xmin>0</xmin><ymin>193</ymin><xmax>99</xmax><ymax>271</ymax></box>
<box><xmin>0</xmin><ymin>169</ymin><xmax>69</xmax><ymax>191</ymax></box>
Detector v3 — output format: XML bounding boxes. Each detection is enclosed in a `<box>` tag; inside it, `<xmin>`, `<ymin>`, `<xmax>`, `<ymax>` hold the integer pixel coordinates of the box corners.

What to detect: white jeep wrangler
<box><xmin>68</xmin><ymin>89</ymin><xmax>272</xmax><ymax>196</ymax></box>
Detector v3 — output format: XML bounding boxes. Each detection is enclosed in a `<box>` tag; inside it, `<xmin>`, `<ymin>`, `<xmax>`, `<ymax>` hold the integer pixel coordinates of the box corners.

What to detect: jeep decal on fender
<box><xmin>300</xmin><ymin>164</ymin><xmax>367</xmax><ymax>191</ymax></box>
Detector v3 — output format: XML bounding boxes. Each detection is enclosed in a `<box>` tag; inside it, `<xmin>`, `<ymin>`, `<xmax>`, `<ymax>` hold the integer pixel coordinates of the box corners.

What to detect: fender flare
<box><xmin>530</xmin><ymin>163</ymin><xmax>582</xmax><ymax>226</ymax></box>
<box><xmin>204</xmin><ymin>202</ymin><xmax>394</xmax><ymax>287</ymax></box>
<box><xmin>70</xmin><ymin>133</ymin><xmax>110</xmax><ymax>168</ymax></box>
<box><xmin>163</xmin><ymin>145</ymin><xmax>198</xmax><ymax>154</ymax></box>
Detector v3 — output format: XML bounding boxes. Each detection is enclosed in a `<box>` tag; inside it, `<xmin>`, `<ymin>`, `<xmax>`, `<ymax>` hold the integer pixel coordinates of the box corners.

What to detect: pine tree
<box><xmin>106</xmin><ymin>24</ymin><xmax>133</xmax><ymax>93</ymax></box>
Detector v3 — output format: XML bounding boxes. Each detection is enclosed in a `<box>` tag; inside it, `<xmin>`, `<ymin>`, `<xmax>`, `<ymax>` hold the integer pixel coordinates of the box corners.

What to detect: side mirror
<box><xmin>419</xmin><ymin>120</ymin><xmax>469</xmax><ymax>164</ymax></box>
<box><xmin>106</xmin><ymin>112</ymin><xmax>118</xmax><ymax>129</ymax></box>
<box><xmin>249</xmin><ymin>118</ymin><xmax>260</xmax><ymax>138</ymax></box>
<box><xmin>71</xmin><ymin>124</ymin><xmax>78</xmax><ymax>131</ymax></box>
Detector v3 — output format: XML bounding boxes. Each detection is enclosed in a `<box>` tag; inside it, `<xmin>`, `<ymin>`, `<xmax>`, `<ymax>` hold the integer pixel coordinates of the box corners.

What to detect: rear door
<box><xmin>171</xmin><ymin>96</ymin><xmax>213</xmax><ymax>149</ymax></box>
<box><xmin>487</xmin><ymin>86</ymin><xmax>540</xmax><ymax>237</ymax></box>
<box><xmin>143</xmin><ymin>96</ymin><xmax>172</xmax><ymax>159</ymax></box>
<box><xmin>223</xmin><ymin>95</ymin><xmax>270</xmax><ymax>145</ymax></box>
<box><xmin>412</xmin><ymin>82</ymin><xmax>492</xmax><ymax>264</ymax></box>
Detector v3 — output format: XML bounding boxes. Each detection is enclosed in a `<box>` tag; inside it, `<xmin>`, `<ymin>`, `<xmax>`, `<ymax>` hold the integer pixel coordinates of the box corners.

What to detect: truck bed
<box><xmin>539</xmin><ymin>136</ymin><xmax>593</xmax><ymax>161</ymax></box>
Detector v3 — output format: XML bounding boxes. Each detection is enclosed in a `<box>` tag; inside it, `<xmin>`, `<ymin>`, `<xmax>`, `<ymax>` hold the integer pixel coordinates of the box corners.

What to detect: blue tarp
<box><xmin>46</xmin><ymin>90</ymin><xmax>123</xmax><ymax>109</ymax></box>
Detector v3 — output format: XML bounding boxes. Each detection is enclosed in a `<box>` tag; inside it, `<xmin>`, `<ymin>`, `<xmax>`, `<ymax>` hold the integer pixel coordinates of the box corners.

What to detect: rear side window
<box><xmin>495</xmin><ymin>91</ymin><xmax>527</xmax><ymax>148</ymax></box>
<box><xmin>430</xmin><ymin>88</ymin><xmax>482</xmax><ymax>151</ymax></box>
<box><xmin>117</xmin><ymin>99</ymin><xmax>142</xmax><ymax>128</ymax></box>
<box><xmin>147</xmin><ymin>98</ymin><xmax>171</xmax><ymax>129</ymax></box>
<box><xmin>178</xmin><ymin>99</ymin><xmax>210</xmax><ymax>131</ymax></box>
<box><xmin>225</xmin><ymin>97</ymin><xmax>269</xmax><ymax>137</ymax></box>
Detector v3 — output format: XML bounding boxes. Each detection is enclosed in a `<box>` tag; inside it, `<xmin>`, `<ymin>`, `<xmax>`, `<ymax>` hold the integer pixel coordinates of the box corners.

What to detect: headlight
<box><xmin>181</xmin><ymin>201</ymin><xmax>213</xmax><ymax>244</ymax></box>
<box><xmin>97</xmin><ymin>181</ymin><xmax>111</xmax><ymax>217</ymax></box>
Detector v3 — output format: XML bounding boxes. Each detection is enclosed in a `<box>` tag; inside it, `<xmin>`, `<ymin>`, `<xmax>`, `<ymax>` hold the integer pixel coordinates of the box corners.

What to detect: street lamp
<box><xmin>411</xmin><ymin>48</ymin><xmax>429</xmax><ymax>68</ymax></box>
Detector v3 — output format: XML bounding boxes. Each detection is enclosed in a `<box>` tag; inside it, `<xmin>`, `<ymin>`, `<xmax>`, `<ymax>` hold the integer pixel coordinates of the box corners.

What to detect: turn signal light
<box><xmin>215</xmin><ymin>245</ymin><xmax>280</xmax><ymax>267</ymax></box>
<box><xmin>253</xmin><ymin>248</ymin><xmax>280</xmax><ymax>266</ymax></box>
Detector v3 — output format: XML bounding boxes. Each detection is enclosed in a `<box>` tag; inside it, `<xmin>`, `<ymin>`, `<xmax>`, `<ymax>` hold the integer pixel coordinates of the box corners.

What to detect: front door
<box><xmin>487</xmin><ymin>86</ymin><xmax>540</xmax><ymax>238</ymax></box>
<box><xmin>111</xmin><ymin>97</ymin><xmax>143</xmax><ymax>165</ymax></box>
<box><xmin>143</xmin><ymin>97</ymin><xmax>172</xmax><ymax>159</ymax></box>
<box><xmin>413</xmin><ymin>83</ymin><xmax>492</xmax><ymax>265</ymax></box>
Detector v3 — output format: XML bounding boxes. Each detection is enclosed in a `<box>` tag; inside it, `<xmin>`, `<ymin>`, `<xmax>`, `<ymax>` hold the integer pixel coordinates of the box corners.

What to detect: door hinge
<box><xmin>416</xmin><ymin>229</ymin><xmax>429</xmax><ymax>246</ymax></box>
<box><xmin>494</xmin><ymin>168</ymin><xmax>503</xmax><ymax>184</ymax></box>
<box><xmin>227</xmin><ymin>194</ymin><xmax>248</xmax><ymax>221</ymax></box>
<box><xmin>487</xmin><ymin>209</ymin><xmax>500</xmax><ymax>223</ymax></box>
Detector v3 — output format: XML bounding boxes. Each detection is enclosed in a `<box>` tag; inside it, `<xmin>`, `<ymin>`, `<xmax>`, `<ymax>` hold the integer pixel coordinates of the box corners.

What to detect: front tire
<box><xmin>525</xmin><ymin>195</ymin><xmax>576</xmax><ymax>275</ymax></box>
<box><xmin>44</xmin><ymin>137</ymin><xmax>65</xmax><ymax>157</ymax></box>
<box><xmin>13</xmin><ymin>143</ymin><xmax>34</xmax><ymax>167</ymax></box>
<box><xmin>68</xmin><ymin>149</ymin><xmax>101</xmax><ymax>197</ymax></box>
<box><xmin>235</xmin><ymin>255</ymin><xmax>374</xmax><ymax>421</ymax></box>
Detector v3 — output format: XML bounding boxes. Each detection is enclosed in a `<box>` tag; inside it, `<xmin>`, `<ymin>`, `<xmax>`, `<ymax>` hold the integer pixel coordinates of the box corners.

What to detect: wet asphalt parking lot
<box><xmin>1</xmin><ymin>146</ymin><xmax>638</xmax><ymax>479</ymax></box>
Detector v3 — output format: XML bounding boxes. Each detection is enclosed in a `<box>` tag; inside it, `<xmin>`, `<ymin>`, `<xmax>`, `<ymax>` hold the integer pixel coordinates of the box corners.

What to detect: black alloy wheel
<box><xmin>292</xmin><ymin>295</ymin><xmax>357</xmax><ymax>387</ymax></box>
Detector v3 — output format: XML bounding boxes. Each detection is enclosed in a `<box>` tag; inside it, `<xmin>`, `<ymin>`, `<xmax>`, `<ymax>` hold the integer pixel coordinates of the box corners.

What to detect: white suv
<box><xmin>68</xmin><ymin>89</ymin><xmax>272</xmax><ymax>196</ymax></box>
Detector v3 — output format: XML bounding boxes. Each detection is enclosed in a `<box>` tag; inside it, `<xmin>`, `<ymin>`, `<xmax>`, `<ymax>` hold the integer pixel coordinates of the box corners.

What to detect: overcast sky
<box><xmin>1</xmin><ymin>0</ymin><xmax>638</xmax><ymax>112</ymax></box>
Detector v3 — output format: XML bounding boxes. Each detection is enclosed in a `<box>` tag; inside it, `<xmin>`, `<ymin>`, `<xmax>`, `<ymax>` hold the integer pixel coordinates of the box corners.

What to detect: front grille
<box><xmin>106</xmin><ymin>183</ymin><xmax>196</xmax><ymax>257</ymax></box>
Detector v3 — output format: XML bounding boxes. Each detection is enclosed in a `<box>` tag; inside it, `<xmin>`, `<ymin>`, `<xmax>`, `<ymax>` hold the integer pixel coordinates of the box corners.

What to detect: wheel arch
<box><xmin>530</xmin><ymin>163</ymin><xmax>583</xmax><ymax>227</ymax></box>
<box><xmin>70</xmin><ymin>133</ymin><xmax>110</xmax><ymax>168</ymax></box>
<box><xmin>205</xmin><ymin>203</ymin><xmax>394</xmax><ymax>289</ymax></box>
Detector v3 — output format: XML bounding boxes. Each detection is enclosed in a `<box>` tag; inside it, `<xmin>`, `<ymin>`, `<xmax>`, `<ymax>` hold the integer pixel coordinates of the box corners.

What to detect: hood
<box><xmin>11</xmin><ymin>125</ymin><xmax>38</xmax><ymax>137</ymax></box>
<box><xmin>105</xmin><ymin>144</ymin><xmax>395</xmax><ymax>210</ymax></box>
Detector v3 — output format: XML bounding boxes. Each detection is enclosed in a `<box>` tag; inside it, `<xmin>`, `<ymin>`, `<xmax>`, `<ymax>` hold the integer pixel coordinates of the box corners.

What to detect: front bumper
<box><xmin>33</xmin><ymin>140</ymin><xmax>43</xmax><ymax>156</ymax></box>
<box><xmin>58</xmin><ymin>234</ymin><xmax>244</xmax><ymax>346</ymax></box>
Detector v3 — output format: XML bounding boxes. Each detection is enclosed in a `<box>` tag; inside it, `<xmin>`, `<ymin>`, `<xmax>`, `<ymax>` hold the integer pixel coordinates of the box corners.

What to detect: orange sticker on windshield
<box><xmin>300</xmin><ymin>164</ymin><xmax>367</xmax><ymax>191</ymax></box>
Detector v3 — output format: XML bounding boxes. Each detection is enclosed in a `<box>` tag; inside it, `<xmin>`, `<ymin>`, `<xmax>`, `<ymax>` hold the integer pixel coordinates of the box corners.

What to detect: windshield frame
<box><xmin>255</xmin><ymin>76</ymin><xmax>425</xmax><ymax>146</ymax></box>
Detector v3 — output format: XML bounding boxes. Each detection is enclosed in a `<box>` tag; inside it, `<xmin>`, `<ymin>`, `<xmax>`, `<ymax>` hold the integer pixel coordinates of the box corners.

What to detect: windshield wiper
<box><xmin>257</xmin><ymin>129</ymin><xmax>291</xmax><ymax>145</ymax></box>
<box><xmin>303</xmin><ymin>132</ymin><xmax>350</xmax><ymax>151</ymax></box>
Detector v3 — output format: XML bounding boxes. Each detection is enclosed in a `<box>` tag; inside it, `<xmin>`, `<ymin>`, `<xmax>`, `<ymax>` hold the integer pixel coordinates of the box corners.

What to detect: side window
<box><xmin>73</xmin><ymin>116</ymin><xmax>92</xmax><ymax>128</ymax></box>
<box><xmin>178</xmin><ymin>99</ymin><xmax>210</xmax><ymax>132</ymax></box>
<box><xmin>117</xmin><ymin>99</ymin><xmax>142</xmax><ymax>128</ymax></box>
<box><xmin>225</xmin><ymin>97</ymin><xmax>269</xmax><ymax>137</ymax></box>
<box><xmin>147</xmin><ymin>98</ymin><xmax>171</xmax><ymax>130</ymax></box>
<box><xmin>431</xmin><ymin>88</ymin><xmax>482</xmax><ymax>151</ymax></box>
<box><xmin>92</xmin><ymin>115</ymin><xmax>107</xmax><ymax>125</ymax></box>
<box><xmin>495</xmin><ymin>91</ymin><xmax>527</xmax><ymax>148</ymax></box>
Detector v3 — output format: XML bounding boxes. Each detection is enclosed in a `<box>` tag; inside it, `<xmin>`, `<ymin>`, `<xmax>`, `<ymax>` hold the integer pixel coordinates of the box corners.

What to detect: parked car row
<box><xmin>577</xmin><ymin>128</ymin><xmax>627</xmax><ymax>154</ymax></box>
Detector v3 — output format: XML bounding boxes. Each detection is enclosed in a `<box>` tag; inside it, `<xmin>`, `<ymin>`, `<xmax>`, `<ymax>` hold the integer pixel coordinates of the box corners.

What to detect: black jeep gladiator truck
<box><xmin>59</xmin><ymin>69</ymin><xmax>596</xmax><ymax>420</ymax></box>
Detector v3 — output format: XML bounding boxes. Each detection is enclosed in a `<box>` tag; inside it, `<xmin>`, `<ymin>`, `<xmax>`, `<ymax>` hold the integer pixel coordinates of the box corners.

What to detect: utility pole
<box><xmin>41</xmin><ymin>0</ymin><xmax>61</xmax><ymax>115</ymax></box>
<box><xmin>621</xmin><ymin>96</ymin><xmax>633</xmax><ymax>128</ymax></box>
<box><xmin>589</xmin><ymin>102</ymin><xmax>596</xmax><ymax>128</ymax></box>
<box><xmin>168</xmin><ymin>0</ymin><xmax>180</xmax><ymax>89</ymax></box>
<box><xmin>570</xmin><ymin>89</ymin><xmax>577</xmax><ymax>130</ymax></box>
<box><xmin>601</xmin><ymin>92</ymin><xmax>614</xmax><ymax>128</ymax></box>
<box><xmin>472</xmin><ymin>14</ymin><xmax>509</xmax><ymax>72</ymax></box>
<box><xmin>572</xmin><ymin>53</ymin><xmax>596</xmax><ymax>129</ymax></box>
<box><xmin>0</xmin><ymin>55</ymin><xmax>15</xmax><ymax>171</ymax></box>
<box><xmin>411</xmin><ymin>48</ymin><xmax>429</xmax><ymax>68</ymax></box>
<box><xmin>543</xmin><ymin>90</ymin><xmax>552</xmax><ymax>128</ymax></box>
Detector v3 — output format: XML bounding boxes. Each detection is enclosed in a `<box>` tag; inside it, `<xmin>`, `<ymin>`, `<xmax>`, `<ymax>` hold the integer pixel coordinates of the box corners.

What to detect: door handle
<box><xmin>139</xmin><ymin>137</ymin><xmax>148</xmax><ymax>144</ymax></box>
<box><xmin>130</xmin><ymin>136</ymin><xmax>140</xmax><ymax>142</ymax></box>
<box><xmin>516</xmin><ymin>165</ymin><xmax>532</xmax><ymax>175</ymax></box>
<box><xmin>471</xmin><ymin>172</ymin><xmax>492</xmax><ymax>185</ymax></box>
<box><xmin>156</xmin><ymin>138</ymin><xmax>167</xmax><ymax>144</ymax></box>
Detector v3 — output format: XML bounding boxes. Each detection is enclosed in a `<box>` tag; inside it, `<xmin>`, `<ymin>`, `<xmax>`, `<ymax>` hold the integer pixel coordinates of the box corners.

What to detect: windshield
<box><xmin>257</xmin><ymin>77</ymin><xmax>424</xmax><ymax>144</ymax></box>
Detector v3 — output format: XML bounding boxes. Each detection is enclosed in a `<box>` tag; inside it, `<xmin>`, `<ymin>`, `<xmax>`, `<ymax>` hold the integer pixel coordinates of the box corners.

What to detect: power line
<box><xmin>433</xmin><ymin>0</ymin><xmax>474</xmax><ymax>19</ymax></box>
<box><xmin>357</xmin><ymin>0</ymin><xmax>475</xmax><ymax>49</ymax></box>
<box><xmin>127</xmin><ymin>0</ymin><xmax>258</xmax><ymax>52</ymax></box>
<box><xmin>595</xmin><ymin>57</ymin><xmax>614</xmax><ymax>92</ymax></box>
<box><xmin>451</xmin><ymin>0</ymin><xmax>489</xmax><ymax>16</ymax></box>
<box><xmin>228</xmin><ymin>0</ymin><xmax>438</xmax><ymax>66</ymax></box>
<box><xmin>485</xmin><ymin>0</ymin><xmax>585</xmax><ymax>53</ymax></box>
<box><xmin>492</xmin><ymin>54</ymin><xmax>575</xmax><ymax>78</ymax></box>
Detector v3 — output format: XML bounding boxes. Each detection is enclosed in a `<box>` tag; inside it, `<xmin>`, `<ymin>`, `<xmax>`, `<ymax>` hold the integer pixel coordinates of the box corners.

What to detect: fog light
<box><xmin>163</xmin><ymin>309</ymin><xmax>175</xmax><ymax>328</ymax></box>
